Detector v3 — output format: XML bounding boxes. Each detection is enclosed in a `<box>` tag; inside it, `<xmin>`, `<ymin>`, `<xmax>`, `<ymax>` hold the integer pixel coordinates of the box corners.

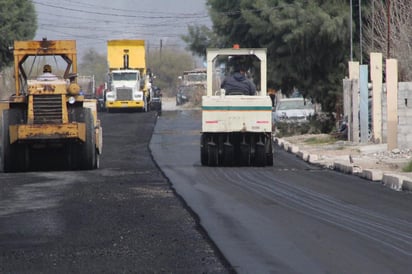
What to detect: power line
<box><xmin>33</xmin><ymin>1</ymin><xmax>209</xmax><ymax>19</ymax></box>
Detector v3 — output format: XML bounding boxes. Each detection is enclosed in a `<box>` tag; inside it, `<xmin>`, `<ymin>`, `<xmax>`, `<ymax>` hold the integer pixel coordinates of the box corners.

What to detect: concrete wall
<box><xmin>346</xmin><ymin>54</ymin><xmax>412</xmax><ymax>150</ymax></box>
<box><xmin>397</xmin><ymin>82</ymin><xmax>412</xmax><ymax>149</ymax></box>
<box><xmin>343</xmin><ymin>79</ymin><xmax>412</xmax><ymax>150</ymax></box>
<box><xmin>381</xmin><ymin>86</ymin><xmax>387</xmax><ymax>144</ymax></box>
<box><xmin>367</xmin><ymin>82</ymin><xmax>412</xmax><ymax>150</ymax></box>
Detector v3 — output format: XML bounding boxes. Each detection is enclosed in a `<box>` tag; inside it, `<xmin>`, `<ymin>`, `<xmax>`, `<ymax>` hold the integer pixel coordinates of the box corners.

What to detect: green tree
<box><xmin>0</xmin><ymin>0</ymin><xmax>37</xmax><ymax>70</ymax></box>
<box><xmin>147</xmin><ymin>48</ymin><xmax>197</xmax><ymax>97</ymax></box>
<box><xmin>184</xmin><ymin>0</ymin><xmax>356</xmax><ymax>112</ymax></box>
<box><xmin>78</xmin><ymin>48</ymin><xmax>107</xmax><ymax>87</ymax></box>
<box><xmin>182</xmin><ymin>25</ymin><xmax>220</xmax><ymax>57</ymax></box>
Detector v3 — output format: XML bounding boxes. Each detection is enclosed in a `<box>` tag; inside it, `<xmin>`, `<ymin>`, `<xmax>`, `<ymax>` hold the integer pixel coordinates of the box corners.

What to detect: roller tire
<box><xmin>254</xmin><ymin>143</ymin><xmax>266</xmax><ymax>167</ymax></box>
<box><xmin>200</xmin><ymin>135</ymin><xmax>208</xmax><ymax>166</ymax></box>
<box><xmin>266</xmin><ymin>153</ymin><xmax>274</xmax><ymax>166</ymax></box>
<box><xmin>1</xmin><ymin>110</ymin><xmax>29</xmax><ymax>172</ymax></box>
<box><xmin>94</xmin><ymin>149</ymin><xmax>100</xmax><ymax>169</ymax></box>
<box><xmin>222</xmin><ymin>143</ymin><xmax>234</xmax><ymax>166</ymax></box>
<box><xmin>0</xmin><ymin>110</ymin><xmax>11</xmax><ymax>172</ymax></box>
<box><xmin>240</xmin><ymin>143</ymin><xmax>251</xmax><ymax>166</ymax></box>
<box><xmin>80</xmin><ymin>108</ymin><xmax>96</xmax><ymax>170</ymax></box>
<box><xmin>207</xmin><ymin>143</ymin><xmax>218</xmax><ymax>166</ymax></box>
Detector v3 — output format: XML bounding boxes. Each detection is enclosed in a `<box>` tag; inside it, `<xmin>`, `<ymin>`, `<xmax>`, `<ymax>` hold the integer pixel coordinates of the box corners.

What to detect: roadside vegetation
<box><xmin>402</xmin><ymin>161</ymin><xmax>412</xmax><ymax>172</ymax></box>
<box><xmin>303</xmin><ymin>135</ymin><xmax>337</xmax><ymax>146</ymax></box>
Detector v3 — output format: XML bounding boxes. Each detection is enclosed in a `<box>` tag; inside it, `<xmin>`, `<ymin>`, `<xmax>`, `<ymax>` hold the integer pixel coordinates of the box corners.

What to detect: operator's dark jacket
<box><xmin>221</xmin><ymin>72</ymin><xmax>256</xmax><ymax>95</ymax></box>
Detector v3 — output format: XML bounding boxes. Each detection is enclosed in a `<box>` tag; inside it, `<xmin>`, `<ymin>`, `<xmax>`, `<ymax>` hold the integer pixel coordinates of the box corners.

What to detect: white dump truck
<box><xmin>201</xmin><ymin>47</ymin><xmax>273</xmax><ymax>166</ymax></box>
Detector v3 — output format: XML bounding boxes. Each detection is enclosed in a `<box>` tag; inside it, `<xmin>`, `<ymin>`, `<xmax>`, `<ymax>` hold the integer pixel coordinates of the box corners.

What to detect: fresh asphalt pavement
<box><xmin>151</xmin><ymin>109</ymin><xmax>412</xmax><ymax>274</ymax></box>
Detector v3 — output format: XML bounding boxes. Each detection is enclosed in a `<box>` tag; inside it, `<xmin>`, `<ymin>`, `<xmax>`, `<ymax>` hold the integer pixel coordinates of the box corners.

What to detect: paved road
<box><xmin>0</xmin><ymin>111</ymin><xmax>230</xmax><ymax>273</ymax></box>
<box><xmin>151</xmin><ymin>109</ymin><xmax>412</xmax><ymax>274</ymax></box>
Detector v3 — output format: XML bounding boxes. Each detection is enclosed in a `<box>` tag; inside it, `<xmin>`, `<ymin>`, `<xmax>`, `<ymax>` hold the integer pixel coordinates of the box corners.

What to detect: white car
<box><xmin>273</xmin><ymin>97</ymin><xmax>315</xmax><ymax>123</ymax></box>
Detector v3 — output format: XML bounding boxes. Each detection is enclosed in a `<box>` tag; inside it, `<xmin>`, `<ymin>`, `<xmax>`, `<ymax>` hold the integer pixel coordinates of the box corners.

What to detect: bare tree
<box><xmin>364</xmin><ymin>0</ymin><xmax>412</xmax><ymax>81</ymax></box>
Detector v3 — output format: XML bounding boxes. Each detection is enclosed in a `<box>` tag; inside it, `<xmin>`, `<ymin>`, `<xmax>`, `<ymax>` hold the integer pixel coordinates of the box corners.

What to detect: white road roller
<box><xmin>201</xmin><ymin>47</ymin><xmax>273</xmax><ymax>166</ymax></box>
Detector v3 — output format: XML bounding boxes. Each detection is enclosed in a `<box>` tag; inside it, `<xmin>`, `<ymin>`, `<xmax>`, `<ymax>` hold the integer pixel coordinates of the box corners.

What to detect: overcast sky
<box><xmin>33</xmin><ymin>0</ymin><xmax>211</xmax><ymax>57</ymax></box>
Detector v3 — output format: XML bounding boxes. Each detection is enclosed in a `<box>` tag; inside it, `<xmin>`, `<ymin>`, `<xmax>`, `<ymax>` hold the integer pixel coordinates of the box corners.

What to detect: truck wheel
<box><xmin>142</xmin><ymin>97</ymin><xmax>148</xmax><ymax>112</ymax></box>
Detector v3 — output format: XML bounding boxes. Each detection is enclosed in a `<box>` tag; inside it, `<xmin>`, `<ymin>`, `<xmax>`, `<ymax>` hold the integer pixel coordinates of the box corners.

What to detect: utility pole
<box><xmin>160</xmin><ymin>39</ymin><xmax>163</xmax><ymax>61</ymax></box>
<box><xmin>371</xmin><ymin>0</ymin><xmax>374</xmax><ymax>51</ymax></box>
<box><xmin>359</xmin><ymin>0</ymin><xmax>363</xmax><ymax>64</ymax></box>
<box><xmin>350</xmin><ymin>0</ymin><xmax>353</xmax><ymax>61</ymax></box>
<box><xmin>387</xmin><ymin>0</ymin><xmax>391</xmax><ymax>58</ymax></box>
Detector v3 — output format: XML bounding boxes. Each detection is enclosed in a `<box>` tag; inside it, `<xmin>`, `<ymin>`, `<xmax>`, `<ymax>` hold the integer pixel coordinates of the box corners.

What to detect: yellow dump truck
<box><xmin>0</xmin><ymin>38</ymin><xmax>103</xmax><ymax>172</ymax></box>
<box><xmin>105</xmin><ymin>39</ymin><xmax>151</xmax><ymax>112</ymax></box>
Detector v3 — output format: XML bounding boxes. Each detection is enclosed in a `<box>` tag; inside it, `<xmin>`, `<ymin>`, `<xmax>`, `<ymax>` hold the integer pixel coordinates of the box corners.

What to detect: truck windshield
<box><xmin>113</xmin><ymin>72</ymin><xmax>138</xmax><ymax>81</ymax></box>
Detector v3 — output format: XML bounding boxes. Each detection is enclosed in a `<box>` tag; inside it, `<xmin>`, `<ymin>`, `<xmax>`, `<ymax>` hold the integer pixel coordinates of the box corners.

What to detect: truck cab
<box><xmin>105</xmin><ymin>69</ymin><xmax>146</xmax><ymax>111</ymax></box>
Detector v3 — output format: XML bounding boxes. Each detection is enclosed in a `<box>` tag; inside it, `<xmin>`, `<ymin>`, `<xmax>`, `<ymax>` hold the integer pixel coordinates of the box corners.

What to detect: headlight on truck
<box><xmin>133</xmin><ymin>92</ymin><xmax>143</xmax><ymax>100</ymax></box>
<box><xmin>106</xmin><ymin>91</ymin><xmax>116</xmax><ymax>101</ymax></box>
<box><xmin>68</xmin><ymin>96</ymin><xmax>76</xmax><ymax>104</ymax></box>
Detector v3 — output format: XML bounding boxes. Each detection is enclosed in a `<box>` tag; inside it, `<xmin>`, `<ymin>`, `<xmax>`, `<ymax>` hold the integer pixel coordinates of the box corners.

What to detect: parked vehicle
<box><xmin>176</xmin><ymin>68</ymin><xmax>206</xmax><ymax>106</ymax></box>
<box><xmin>273</xmin><ymin>97</ymin><xmax>315</xmax><ymax>123</ymax></box>
<box><xmin>150</xmin><ymin>85</ymin><xmax>162</xmax><ymax>114</ymax></box>
<box><xmin>176</xmin><ymin>85</ymin><xmax>194</xmax><ymax>105</ymax></box>
<box><xmin>179</xmin><ymin>68</ymin><xmax>206</xmax><ymax>87</ymax></box>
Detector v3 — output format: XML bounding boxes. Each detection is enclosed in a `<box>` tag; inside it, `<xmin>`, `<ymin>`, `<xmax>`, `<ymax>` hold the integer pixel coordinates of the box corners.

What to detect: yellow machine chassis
<box><xmin>9</xmin><ymin>123</ymin><xmax>86</xmax><ymax>144</ymax></box>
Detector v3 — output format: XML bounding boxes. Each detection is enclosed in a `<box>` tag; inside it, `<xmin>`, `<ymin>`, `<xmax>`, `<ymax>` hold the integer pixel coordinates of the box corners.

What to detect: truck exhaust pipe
<box><xmin>123</xmin><ymin>49</ymin><xmax>129</xmax><ymax>69</ymax></box>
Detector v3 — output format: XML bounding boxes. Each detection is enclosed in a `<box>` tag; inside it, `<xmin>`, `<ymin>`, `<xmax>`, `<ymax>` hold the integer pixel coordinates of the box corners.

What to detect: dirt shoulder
<box><xmin>280</xmin><ymin>134</ymin><xmax>412</xmax><ymax>174</ymax></box>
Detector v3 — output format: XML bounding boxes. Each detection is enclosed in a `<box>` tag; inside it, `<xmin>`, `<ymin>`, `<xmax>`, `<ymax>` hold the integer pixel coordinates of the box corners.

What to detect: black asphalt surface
<box><xmin>0</xmin><ymin>111</ymin><xmax>231</xmax><ymax>273</ymax></box>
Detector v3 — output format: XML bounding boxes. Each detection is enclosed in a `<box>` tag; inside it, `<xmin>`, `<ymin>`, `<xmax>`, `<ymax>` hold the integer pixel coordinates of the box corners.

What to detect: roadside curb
<box><xmin>275</xmin><ymin>137</ymin><xmax>412</xmax><ymax>193</ymax></box>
